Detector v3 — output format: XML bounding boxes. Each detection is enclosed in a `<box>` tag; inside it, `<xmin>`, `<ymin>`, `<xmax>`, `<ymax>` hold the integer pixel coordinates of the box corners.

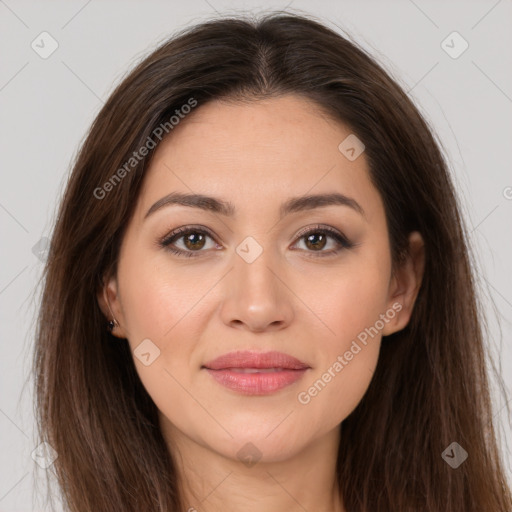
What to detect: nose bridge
<box><xmin>232</xmin><ymin>234</ymin><xmax>281</xmax><ymax>299</ymax></box>
<box><xmin>219</xmin><ymin>234</ymin><xmax>294</xmax><ymax>331</ymax></box>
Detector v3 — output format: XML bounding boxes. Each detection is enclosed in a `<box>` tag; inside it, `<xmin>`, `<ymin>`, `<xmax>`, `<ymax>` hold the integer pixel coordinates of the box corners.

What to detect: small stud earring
<box><xmin>104</xmin><ymin>287</ymin><xmax>120</xmax><ymax>334</ymax></box>
<box><xmin>107</xmin><ymin>318</ymin><xmax>119</xmax><ymax>333</ymax></box>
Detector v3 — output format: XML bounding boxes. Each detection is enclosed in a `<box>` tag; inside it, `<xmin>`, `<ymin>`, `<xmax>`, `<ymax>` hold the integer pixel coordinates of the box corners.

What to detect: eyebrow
<box><xmin>144</xmin><ymin>191</ymin><xmax>366</xmax><ymax>221</ymax></box>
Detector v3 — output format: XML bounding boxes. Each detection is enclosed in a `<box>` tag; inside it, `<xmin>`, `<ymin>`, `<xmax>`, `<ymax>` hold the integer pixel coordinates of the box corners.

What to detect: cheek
<box><xmin>296</xmin><ymin>342</ymin><xmax>381</xmax><ymax>436</ymax></box>
<box><xmin>296</xmin><ymin>249</ymin><xmax>390</xmax><ymax>426</ymax></box>
<box><xmin>116</xmin><ymin>250</ymin><xmax>211</xmax><ymax>404</ymax></box>
<box><xmin>296</xmin><ymin>283</ymin><xmax>384</xmax><ymax>433</ymax></box>
<box><xmin>118</xmin><ymin>246</ymin><xmax>208</xmax><ymax>344</ymax></box>
<box><xmin>116</xmin><ymin>254</ymin><xmax>205</xmax><ymax>425</ymax></box>
<box><xmin>311</xmin><ymin>247</ymin><xmax>391</xmax><ymax>351</ymax></box>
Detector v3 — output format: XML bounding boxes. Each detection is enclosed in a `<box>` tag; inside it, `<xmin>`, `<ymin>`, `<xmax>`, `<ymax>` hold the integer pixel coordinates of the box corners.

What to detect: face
<box><xmin>100</xmin><ymin>94</ymin><xmax>423</xmax><ymax>464</ymax></box>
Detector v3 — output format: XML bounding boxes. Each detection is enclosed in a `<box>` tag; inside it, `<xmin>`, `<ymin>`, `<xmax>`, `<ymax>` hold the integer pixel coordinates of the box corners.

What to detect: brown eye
<box><xmin>293</xmin><ymin>225</ymin><xmax>354</xmax><ymax>258</ymax></box>
<box><xmin>304</xmin><ymin>232</ymin><xmax>328</xmax><ymax>251</ymax></box>
<box><xmin>182</xmin><ymin>232</ymin><xmax>207</xmax><ymax>251</ymax></box>
<box><xmin>159</xmin><ymin>226</ymin><xmax>219</xmax><ymax>258</ymax></box>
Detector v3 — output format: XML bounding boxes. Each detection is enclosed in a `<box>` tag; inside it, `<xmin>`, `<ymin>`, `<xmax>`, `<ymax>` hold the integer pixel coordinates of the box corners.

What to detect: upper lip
<box><xmin>202</xmin><ymin>350</ymin><xmax>310</xmax><ymax>370</ymax></box>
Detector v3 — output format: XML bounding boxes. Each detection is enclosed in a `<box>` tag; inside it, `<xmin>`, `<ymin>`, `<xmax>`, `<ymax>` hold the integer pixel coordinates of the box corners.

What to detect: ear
<box><xmin>382</xmin><ymin>231</ymin><xmax>425</xmax><ymax>336</ymax></box>
<box><xmin>97</xmin><ymin>273</ymin><xmax>128</xmax><ymax>339</ymax></box>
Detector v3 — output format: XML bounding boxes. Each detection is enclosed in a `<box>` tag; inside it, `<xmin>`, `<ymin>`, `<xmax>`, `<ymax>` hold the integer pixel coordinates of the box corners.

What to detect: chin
<box><xmin>201</xmin><ymin>425</ymin><xmax>310</xmax><ymax>465</ymax></box>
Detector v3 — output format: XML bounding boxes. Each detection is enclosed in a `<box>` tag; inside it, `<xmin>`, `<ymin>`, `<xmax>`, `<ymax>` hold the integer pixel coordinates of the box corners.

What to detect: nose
<box><xmin>219</xmin><ymin>243</ymin><xmax>294</xmax><ymax>333</ymax></box>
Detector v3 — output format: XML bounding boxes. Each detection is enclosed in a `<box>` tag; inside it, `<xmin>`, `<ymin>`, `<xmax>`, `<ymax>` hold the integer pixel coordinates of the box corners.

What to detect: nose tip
<box><xmin>219</xmin><ymin>253</ymin><xmax>294</xmax><ymax>333</ymax></box>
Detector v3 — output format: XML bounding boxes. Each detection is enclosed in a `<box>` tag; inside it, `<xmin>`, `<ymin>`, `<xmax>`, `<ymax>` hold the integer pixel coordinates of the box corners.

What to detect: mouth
<box><xmin>202</xmin><ymin>350</ymin><xmax>310</xmax><ymax>395</ymax></box>
<box><xmin>226</xmin><ymin>367</ymin><xmax>290</xmax><ymax>373</ymax></box>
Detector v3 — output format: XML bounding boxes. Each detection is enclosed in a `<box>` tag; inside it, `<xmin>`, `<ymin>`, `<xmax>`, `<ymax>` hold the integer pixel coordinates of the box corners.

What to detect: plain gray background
<box><xmin>1</xmin><ymin>0</ymin><xmax>511</xmax><ymax>510</ymax></box>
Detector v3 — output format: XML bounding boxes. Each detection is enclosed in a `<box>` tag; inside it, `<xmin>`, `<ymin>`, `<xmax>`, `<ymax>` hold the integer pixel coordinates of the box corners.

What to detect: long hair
<box><xmin>33</xmin><ymin>11</ymin><xmax>511</xmax><ymax>511</ymax></box>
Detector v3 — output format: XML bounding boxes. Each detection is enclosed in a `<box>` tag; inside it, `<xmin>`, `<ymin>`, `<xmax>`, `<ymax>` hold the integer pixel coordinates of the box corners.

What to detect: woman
<box><xmin>33</xmin><ymin>11</ymin><xmax>512</xmax><ymax>512</ymax></box>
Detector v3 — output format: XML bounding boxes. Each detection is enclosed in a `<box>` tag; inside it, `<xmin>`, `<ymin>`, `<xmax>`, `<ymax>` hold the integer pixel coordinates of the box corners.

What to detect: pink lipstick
<box><xmin>202</xmin><ymin>350</ymin><xmax>310</xmax><ymax>395</ymax></box>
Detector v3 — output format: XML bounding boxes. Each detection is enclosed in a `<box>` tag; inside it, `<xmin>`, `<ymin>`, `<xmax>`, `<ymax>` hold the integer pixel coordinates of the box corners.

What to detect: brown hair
<box><xmin>33</xmin><ymin>11</ymin><xmax>511</xmax><ymax>511</ymax></box>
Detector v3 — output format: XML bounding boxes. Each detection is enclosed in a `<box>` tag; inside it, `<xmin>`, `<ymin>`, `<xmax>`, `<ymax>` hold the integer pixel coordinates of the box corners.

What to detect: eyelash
<box><xmin>158</xmin><ymin>224</ymin><xmax>354</xmax><ymax>259</ymax></box>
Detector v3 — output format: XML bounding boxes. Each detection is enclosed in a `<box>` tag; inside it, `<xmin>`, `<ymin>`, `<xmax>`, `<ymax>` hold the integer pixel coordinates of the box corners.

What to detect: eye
<box><xmin>291</xmin><ymin>224</ymin><xmax>354</xmax><ymax>257</ymax></box>
<box><xmin>159</xmin><ymin>225</ymin><xmax>220</xmax><ymax>258</ymax></box>
<box><xmin>158</xmin><ymin>224</ymin><xmax>354</xmax><ymax>258</ymax></box>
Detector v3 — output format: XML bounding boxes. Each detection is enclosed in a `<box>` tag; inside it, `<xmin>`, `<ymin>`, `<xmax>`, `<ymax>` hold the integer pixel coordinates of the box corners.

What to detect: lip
<box><xmin>202</xmin><ymin>350</ymin><xmax>310</xmax><ymax>395</ymax></box>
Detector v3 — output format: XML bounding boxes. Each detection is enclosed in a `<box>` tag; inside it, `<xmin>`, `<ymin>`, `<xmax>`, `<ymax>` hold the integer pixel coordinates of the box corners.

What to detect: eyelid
<box><xmin>159</xmin><ymin>224</ymin><xmax>219</xmax><ymax>245</ymax></box>
<box><xmin>293</xmin><ymin>224</ymin><xmax>347</xmax><ymax>242</ymax></box>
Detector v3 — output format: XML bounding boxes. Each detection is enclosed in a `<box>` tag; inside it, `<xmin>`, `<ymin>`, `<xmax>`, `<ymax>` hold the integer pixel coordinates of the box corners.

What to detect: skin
<box><xmin>98</xmin><ymin>95</ymin><xmax>425</xmax><ymax>512</ymax></box>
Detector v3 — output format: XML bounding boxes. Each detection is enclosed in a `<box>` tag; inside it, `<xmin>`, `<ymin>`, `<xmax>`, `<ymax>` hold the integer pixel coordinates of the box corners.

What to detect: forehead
<box><xmin>135</xmin><ymin>95</ymin><xmax>382</xmax><ymax>223</ymax></box>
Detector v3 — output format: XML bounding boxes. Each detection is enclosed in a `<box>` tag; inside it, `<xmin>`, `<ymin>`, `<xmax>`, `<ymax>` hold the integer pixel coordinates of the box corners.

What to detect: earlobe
<box><xmin>97</xmin><ymin>276</ymin><xmax>127</xmax><ymax>339</ymax></box>
<box><xmin>382</xmin><ymin>231</ymin><xmax>425</xmax><ymax>336</ymax></box>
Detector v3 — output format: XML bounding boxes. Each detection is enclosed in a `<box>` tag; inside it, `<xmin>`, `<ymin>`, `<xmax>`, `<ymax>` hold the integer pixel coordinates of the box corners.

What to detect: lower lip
<box><xmin>204</xmin><ymin>368</ymin><xmax>308</xmax><ymax>395</ymax></box>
